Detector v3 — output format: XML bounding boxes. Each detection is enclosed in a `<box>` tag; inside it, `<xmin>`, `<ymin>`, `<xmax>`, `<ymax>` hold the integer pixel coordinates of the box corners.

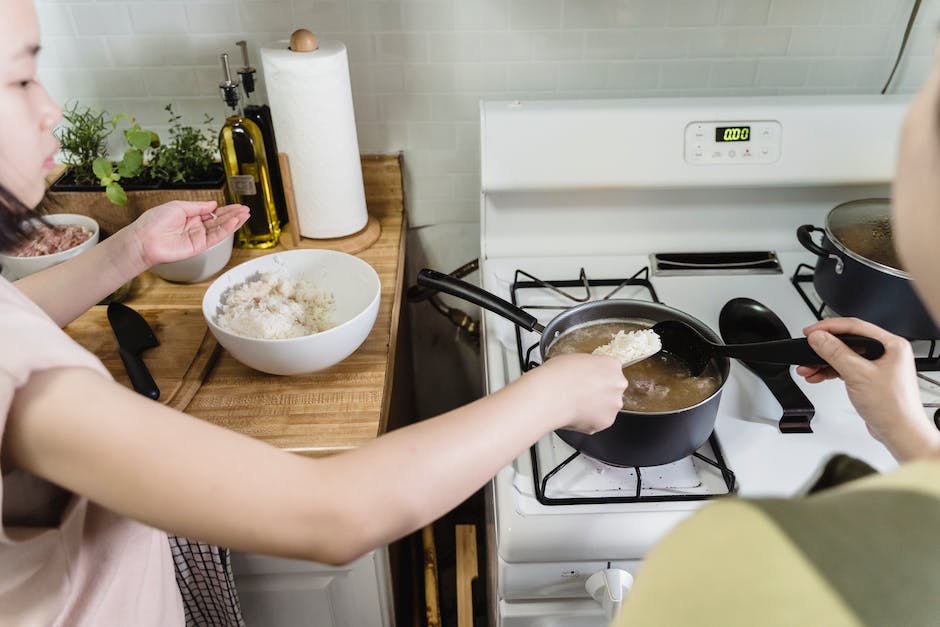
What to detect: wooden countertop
<box><xmin>62</xmin><ymin>155</ymin><xmax>408</xmax><ymax>457</ymax></box>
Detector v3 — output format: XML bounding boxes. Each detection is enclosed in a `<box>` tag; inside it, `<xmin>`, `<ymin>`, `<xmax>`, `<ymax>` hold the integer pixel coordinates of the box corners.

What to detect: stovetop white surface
<box><xmin>484</xmin><ymin>251</ymin><xmax>901</xmax><ymax>566</ymax></box>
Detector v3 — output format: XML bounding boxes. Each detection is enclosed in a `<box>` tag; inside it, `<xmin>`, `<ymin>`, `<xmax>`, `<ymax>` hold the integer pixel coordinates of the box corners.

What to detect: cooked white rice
<box><xmin>592</xmin><ymin>328</ymin><xmax>661</xmax><ymax>363</ymax></box>
<box><xmin>215</xmin><ymin>270</ymin><xmax>336</xmax><ymax>339</ymax></box>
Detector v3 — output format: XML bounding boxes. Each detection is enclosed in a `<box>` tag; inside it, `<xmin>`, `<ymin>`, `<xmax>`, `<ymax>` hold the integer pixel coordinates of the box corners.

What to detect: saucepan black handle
<box><xmin>723</xmin><ymin>334</ymin><xmax>885</xmax><ymax>366</ymax></box>
<box><xmin>417</xmin><ymin>268</ymin><xmax>542</xmax><ymax>332</ymax></box>
<box><xmin>118</xmin><ymin>346</ymin><xmax>160</xmax><ymax>400</ymax></box>
<box><xmin>796</xmin><ymin>224</ymin><xmax>830</xmax><ymax>258</ymax></box>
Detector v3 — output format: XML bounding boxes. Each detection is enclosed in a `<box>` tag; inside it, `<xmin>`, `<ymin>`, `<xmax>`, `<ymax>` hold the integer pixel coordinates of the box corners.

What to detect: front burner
<box><xmin>531</xmin><ymin>433</ymin><xmax>735</xmax><ymax>505</ymax></box>
<box><xmin>509</xmin><ymin>265</ymin><xmax>736</xmax><ymax>505</ymax></box>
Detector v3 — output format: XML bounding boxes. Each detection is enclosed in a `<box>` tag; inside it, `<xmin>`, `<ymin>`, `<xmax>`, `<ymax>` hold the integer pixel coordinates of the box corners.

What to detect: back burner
<box><xmin>790</xmin><ymin>263</ymin><xmax>940</xmax><ymax>372</ymax></box>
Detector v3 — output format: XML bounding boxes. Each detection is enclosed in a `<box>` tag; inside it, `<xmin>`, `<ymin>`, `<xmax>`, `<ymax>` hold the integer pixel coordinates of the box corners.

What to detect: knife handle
<box><xmin>118</xmin><ymin>346</ymin><xmax>160</xmax><ymax>400</ymax></box>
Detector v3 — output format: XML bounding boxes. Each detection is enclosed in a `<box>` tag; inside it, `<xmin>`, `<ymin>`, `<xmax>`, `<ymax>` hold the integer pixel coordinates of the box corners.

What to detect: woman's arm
<box><xmin>4</xmin><ymin>352</ymin><xmax>625</xmax><ymax>565</ymax></box>
<box><xmin>14</xmin><ymin>201</ymin><xmax>247</xmax><ymax>326</ymax></box>
<box><xmin>12</xmin><ymin>225</ymin><xmax>149</xmax><ymax>325</ymax></box>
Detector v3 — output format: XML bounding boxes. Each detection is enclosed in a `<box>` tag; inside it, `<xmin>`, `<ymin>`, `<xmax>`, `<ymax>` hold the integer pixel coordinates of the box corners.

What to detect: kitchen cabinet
<box><xmin>231</xmin><ymin>549</ymin><xmax>394</xmax><ymax>627</ymax></box>
<box><xmin>61</xmin><ymin>154</ymin><xmax>411</xmax><ymax>626</ymax></box>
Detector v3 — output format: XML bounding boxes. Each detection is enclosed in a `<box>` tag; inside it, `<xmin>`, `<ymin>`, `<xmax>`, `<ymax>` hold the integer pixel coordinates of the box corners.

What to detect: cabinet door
<box><xmin>231</xmin><ymin>548</ymin><xmax>394</xmax><ymax>627</ymax></box>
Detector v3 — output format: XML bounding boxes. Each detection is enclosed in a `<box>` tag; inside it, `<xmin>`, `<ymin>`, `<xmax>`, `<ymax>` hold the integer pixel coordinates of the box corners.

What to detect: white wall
<box><xmin>36</xmin><ymin>0</ymin><xmax>939</xmax><ymax>236</ymax></box>
<box><xmin>34</xmin><ymin>0</ymin><xmax>940</xmax><ymax>414</ymax></box>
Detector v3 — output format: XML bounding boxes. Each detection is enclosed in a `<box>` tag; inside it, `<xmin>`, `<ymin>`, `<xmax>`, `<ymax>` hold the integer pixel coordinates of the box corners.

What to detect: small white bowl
<box><xmin>152</xmin><ymin>231</ymin><xmax>234</xmax><ymax>283</ymax></box>
<box><xmin>0</xmin><ymin>213</ymin><xmax>99</xmax><ymax>281</ymax></box>
<box><xmin>202</xmin><ymin>249</ymin><xmax>381</xmax><ymax>375</ymax></box>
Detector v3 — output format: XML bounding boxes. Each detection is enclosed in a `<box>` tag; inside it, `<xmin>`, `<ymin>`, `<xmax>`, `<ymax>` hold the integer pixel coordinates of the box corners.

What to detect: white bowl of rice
<box><xmin>0</xmin><ymin>213</ymin><xmax>99</xmax><ymax>281</ymax></box>
<box><xmin>202</xmin><ymin>249</ymin><xmax>381</xmax><ymax>375</ymax></box>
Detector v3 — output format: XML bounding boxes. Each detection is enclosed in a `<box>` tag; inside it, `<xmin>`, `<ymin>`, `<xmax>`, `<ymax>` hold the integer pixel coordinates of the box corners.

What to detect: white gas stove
<box><xmin>477</xmin><ymin>95</ymin><xmax>936</xmax><ymax>626</ymax></box>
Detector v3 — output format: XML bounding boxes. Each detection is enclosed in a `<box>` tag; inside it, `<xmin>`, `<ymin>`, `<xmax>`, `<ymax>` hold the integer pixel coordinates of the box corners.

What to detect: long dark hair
<box><xmin>0</xmin><ymin>184</ymin><xmax>47</xmax><ymax>253</ymax></box>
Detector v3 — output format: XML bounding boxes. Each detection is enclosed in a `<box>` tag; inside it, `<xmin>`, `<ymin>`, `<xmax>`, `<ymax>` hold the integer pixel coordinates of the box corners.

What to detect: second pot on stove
<box><xmin>797</xmin><ymin>198</ymin><xmax>940</xmax><ymax>339</ymax></box>
<box><xmin>417</xmin><ymin>269</ymin><xmax>730</xmax><ymax>467</ymax></box>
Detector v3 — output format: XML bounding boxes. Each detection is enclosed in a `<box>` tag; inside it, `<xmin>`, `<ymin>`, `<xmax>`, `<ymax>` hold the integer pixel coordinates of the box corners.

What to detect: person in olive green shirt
<box><xmin>613</xmin><ymin>42</ymin><xmax>940</xmax><ymax>627</ymax></box>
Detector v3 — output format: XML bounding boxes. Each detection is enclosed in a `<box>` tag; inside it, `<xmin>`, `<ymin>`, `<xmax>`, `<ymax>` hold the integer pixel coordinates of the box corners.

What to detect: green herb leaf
<box><xmin>117</xmin><ymin>149</ymin><xmax>143</xmax><ymax>178</ymax></box>
<box><xmin>92</xmin><ymin>157</ymin><xmax>113</xmax><ymax>182</ymax></box>
<box><xmin>106</xmin><ymin>182</ymin><xmax>127</xmax><ymax>205</ymax></box>
<box><xmin>126</xmin><ymin>128</ymin><xmax>152</xmax><ymax>152</ymax></box>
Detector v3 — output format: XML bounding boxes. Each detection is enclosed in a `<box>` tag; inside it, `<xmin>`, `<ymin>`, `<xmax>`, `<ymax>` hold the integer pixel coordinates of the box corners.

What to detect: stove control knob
<box><xmin>585</xmin><ymin>567</ymin><xmax>634</xmax><ymax>620</ymax></box>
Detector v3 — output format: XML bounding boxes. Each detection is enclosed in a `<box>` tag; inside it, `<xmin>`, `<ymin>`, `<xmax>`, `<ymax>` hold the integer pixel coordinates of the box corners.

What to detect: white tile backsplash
<box><xmin>708</xmin><ymin>59</ymin><xmax>758</xmax><ymax>87</ymax></box>
<box><xmin>454</xmin><ymin>63</ymin><xmax>507</xmax><ymax>92</ymax></box>
<box><xmin>480</xmin><ymin>31</ymin><xmax>532</xmax><ymax>62</ymax></box>
<box><xmin>667</xmin><ymin>0</ymin><xmax>720</xmax><ymax>27</ymax></box>
<box><xmin>687</xmin><ymin>28</ymin><xmax>739</xmax><ymax>57</ymax></box>
<box><xmin>127</xmin><ymin>4</ymin><xmax>188</xmax><ymax>35</ymax></box>
<box><xmin>42</xmin><ymin>37</ymin><xmax>112</xmax><ymax>69</ymax></box>
<box><xmin>837</xmin><ymin>26</ymin><xmax>891</xmax><ymax>56</ymax></box>
<box><xmin>291</xmin><ymin>3</ymin><xmax>349</xmax><ymax>33</ymax></box>
<box><xmin>660</xmin><ymin>59</ymin><xmax>711</xmax><ymax>88</ymax></box>
<box><xmin>70</xmin><ymin>5</ymin><xmax>132</xmax><ymax>36</ymax></box>
<box><xmin>767</xmin><ymin>0</ymin><xmax>824</xmax><ymax>26</ymax></box>
<box><xmin>239</xmin><ymin>4</ymin><xmax>293</xmax><ymax>33</ymax></box>
<box><xmin>787</xmin><ymin>27</ymin><xmax>840</xmax><ymax>56</ymax></box>
<box><xmin>563</xmin><ymin>0</ymin><xmax>669</xmax><ymax>29</ymax></box>
<box><xmin>185</xmin><ymin>4</ymin><xmax>245</xmax><ymax>34</ymax></box>
<box><xmin>755</xmin><ymin>57</ymin><xmax>811</xmax><ymax>86</ymax></box>
<box><xmin>454</xmin><ymin>0</ymin><xmax>509</xmax><ymax>31</ymax></box>
<box><xmin>402</xmin><ymin>63</ymin><xmax>455</xmax><ymax>92</ymax></box>
<box><xmin>428</xmin><ymin>31</ymin><xmax>481</xmax><ymax>62</ymax></box>
<box><xmin>606</xmin><ymin>61</ymin><xmax>660</xmax><ymax>88</ymax></box>
<box><xmin>34</xmin><ymin>0</ymin><xmax>938</xmax><ymax>236</ymax></box>
<box><xmin>510</xmin><ymin>0</ymin><xmax>563</xmax><ymax>30</ymax></box>
<box><xmin>36</xmin><ymin>4</ymin><xmax>75</xmax><ymax>37</ymax></box>
<box><xmin>401</xmin><ymin>1</ymin><xmax>454</xmax><ymax>31</ymax></box>
<box><xmin>718</xmin><ymin>0</ymin><xmax>771</xmax><ymax>26</ymax></box>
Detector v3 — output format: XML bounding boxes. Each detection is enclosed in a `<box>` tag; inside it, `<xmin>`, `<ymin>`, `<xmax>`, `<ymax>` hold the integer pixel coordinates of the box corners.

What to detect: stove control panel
<box><xmin>684</xmin><ymin>120</ymin><xmax>781</xmax><ymax>165</ymax></box>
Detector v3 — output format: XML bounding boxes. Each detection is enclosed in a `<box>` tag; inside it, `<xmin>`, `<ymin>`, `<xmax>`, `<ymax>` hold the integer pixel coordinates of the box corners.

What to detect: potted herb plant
<box><xmin>150</xmin><ymin>105</ymin><xmax>225</xmax><ymax>190</ymax></box>
<box><xmin>46</xmin><ymin>103</ymin><xmax>227</xmax><ymax>236</ymax></box>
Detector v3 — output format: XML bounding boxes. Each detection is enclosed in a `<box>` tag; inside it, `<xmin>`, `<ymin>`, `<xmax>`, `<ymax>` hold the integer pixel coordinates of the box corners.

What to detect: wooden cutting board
<box><xmin>64</xmin><ymin>304</ymin><xmax>219</xmax><ymax>411</ymax></box>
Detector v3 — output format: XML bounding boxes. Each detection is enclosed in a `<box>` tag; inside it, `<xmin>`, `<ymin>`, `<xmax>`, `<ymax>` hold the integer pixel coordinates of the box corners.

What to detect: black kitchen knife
<box><xmin>107</xmin><ymin>302</ymin><xmax>160</xmax><ymax>400</ymax></box>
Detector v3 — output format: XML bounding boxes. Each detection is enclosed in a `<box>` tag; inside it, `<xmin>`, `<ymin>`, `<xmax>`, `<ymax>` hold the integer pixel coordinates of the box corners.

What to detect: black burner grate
<box><xmin>529</xmin><ymin>433</ymin><xmax>736</xmax><ymax>505</ymax></box>
<box><xmin>509</xmin><ymin>265</ymin><xmax>736</xmax><ymax>505</ymax></box>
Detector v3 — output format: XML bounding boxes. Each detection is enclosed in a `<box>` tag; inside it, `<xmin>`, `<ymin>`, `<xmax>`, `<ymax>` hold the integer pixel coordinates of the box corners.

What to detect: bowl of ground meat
<box><xmin>202</xmin><ymin>249</ymin><xmax>381</xmax><ymax>375</ymax></box>
<box><xmin>0</xmin><ymin>213</ymin><xmax>99</xmax><ymax>280</ymax></box>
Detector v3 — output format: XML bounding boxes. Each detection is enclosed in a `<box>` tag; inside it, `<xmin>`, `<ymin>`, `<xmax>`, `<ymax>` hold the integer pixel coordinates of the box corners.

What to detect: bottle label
<box><xmin>229</xmin><ymin>175</ymin><xmax>257</xmax><ymax>196</ymax></box>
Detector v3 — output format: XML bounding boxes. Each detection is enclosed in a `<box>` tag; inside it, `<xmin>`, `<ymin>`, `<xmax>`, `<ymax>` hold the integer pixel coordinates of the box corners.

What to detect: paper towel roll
<box><xmin>261</xmin><ymin>39</ymin><xmax>367</xmax><ymax>239</ymax></box>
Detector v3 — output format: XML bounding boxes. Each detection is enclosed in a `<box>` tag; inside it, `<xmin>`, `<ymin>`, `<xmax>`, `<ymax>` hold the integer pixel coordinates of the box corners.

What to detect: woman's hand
<box><xmin>521</xmin><ymin>353</ymin><xmax>628</xmax><ymax>434</ymax></box>
<box><xmin>795</xmin><ymin>317</ymin><xmax>940</xmax><ymax>461</ymax></box>
<box><xmin>128</xmin><ymin>200</ymin><xmax>250</xmax><ymax>268</ymax></box>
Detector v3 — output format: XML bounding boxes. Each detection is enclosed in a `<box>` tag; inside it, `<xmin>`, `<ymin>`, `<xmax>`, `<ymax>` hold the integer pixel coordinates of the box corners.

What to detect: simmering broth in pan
<box><xmin>545</xmin><ymin>321</ymin><xmax>722</xmax><ymax>412</ymax></box>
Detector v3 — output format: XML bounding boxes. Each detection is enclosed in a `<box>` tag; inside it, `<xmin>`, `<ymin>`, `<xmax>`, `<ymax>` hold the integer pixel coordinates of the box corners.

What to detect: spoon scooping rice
<box><xmin>592</xmin><ymin>328</ymin><xmax>662</xmax><ymax>368</ymax></box>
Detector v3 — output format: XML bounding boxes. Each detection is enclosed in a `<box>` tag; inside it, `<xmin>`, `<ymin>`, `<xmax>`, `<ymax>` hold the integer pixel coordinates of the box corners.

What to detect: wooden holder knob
<box><xmin>289</xmin><ymin>29</ymin><xmax>318</xmax><ymax>52</ymax></box>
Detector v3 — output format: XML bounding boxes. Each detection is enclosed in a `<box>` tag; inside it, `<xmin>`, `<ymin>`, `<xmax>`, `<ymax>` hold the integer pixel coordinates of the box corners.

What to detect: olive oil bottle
<box><xmin>235</xmin><ymin>41</ymin><xmax>289</xmax><ymax>226</ymax></box>
<box><xmin>218</xmin><ymin>53</ymin><xmax>280</xmax><ymax>248</ymax></box>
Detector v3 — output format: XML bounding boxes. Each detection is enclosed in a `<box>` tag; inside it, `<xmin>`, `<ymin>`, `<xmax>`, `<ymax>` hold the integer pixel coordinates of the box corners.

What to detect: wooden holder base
<box><xmin>277</xmin><ymin>151</ymin><xmax>382</xmax><ymax>254</ymax></box>
<box><xmin>277</xmin><ymin>214</ymin><xmax>382</xmax><ymax>255</ymax></box>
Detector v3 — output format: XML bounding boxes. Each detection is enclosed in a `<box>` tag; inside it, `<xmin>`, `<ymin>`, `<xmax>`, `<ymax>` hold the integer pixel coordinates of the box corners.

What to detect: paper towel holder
<box><xmin>277</xmin><ymin>152</ymin><xmax>381</xmax><ymax>255</ymax></box>
<box><xmin>289</xmin><ymin>29</ymin><xmax>319</xmax><ymax>52</ymax></box>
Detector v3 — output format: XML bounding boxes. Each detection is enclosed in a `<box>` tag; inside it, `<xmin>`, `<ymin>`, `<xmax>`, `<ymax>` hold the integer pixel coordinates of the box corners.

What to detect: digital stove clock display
<box><xmin>715</xmin><ymin>126</ymin><xmax>750</xmax><ymax>142</ymax></box>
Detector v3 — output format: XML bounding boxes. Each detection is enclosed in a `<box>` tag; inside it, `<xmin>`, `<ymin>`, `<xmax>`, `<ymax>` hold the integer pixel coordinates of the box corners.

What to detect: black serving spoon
<box><xmin>652</xmin><ymin>317</ymin><xmax>885</xmax><ymax>377</ymax></box>
<box><xmin>719</xmin><ymin>297</ymin><xmax>819</xmax><ymax>433</ymax></box>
